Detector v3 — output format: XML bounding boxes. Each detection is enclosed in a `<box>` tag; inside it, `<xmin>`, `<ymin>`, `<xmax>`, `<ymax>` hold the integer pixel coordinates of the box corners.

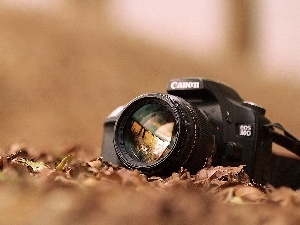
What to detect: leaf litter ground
<box><xmin>0</xmin><ymin>143</ymin><xmax>300</xmax><ymax>225</ymax></box>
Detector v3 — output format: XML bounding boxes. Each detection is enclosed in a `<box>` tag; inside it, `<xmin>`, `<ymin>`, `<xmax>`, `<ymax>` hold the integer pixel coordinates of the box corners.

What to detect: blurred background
<box><xmin>0</xmin><ymin>0</ymin><xmax>299</xmax><ymax>155</ymax></box>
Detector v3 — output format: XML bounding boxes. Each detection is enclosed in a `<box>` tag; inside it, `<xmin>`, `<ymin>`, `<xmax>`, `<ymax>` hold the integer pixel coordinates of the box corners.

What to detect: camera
<box><xmin>102</xmin><ymin>78</ymin><xmax>300</xmax><ymax>188</ymax></box>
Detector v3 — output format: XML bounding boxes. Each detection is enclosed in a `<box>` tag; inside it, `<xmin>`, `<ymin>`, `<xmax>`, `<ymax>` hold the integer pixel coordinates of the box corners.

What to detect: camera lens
<box><xmin>114</xmin><ymin>93</ymin><xmax>216</xmax><ymax>176</ymax></box>
<box><xmin>126</xmin><ymin>103</ymin><xmax>175</xmax><ymax>163</ymax></box>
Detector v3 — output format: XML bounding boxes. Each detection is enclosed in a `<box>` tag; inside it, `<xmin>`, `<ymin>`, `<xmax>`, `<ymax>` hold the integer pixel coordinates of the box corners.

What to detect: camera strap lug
<box><xmin>265</xmin><ymin>123</ymin><xmax>300</xmax><ymax>157</ymax></box>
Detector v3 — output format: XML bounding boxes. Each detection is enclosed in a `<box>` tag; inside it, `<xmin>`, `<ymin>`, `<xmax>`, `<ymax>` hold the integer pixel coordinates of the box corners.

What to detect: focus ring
<box><xmin>182</xmin><ymin>103</ymin><xmax>212</xmax><ymax>173</ymax></box>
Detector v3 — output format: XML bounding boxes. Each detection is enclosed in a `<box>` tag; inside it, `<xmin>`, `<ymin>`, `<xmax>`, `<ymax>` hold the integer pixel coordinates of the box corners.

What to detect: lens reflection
<box><xmin>129</xmin><ymin>104</ymin><xmax>175</xmax><ymax>163</ymax></box>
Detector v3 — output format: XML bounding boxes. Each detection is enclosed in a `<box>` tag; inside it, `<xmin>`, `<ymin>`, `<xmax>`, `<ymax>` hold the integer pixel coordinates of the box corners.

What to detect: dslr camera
<box><xmin>102</xmin><ymin>78</ymin><xmax>300</xmax><ymax>188</ymax></box>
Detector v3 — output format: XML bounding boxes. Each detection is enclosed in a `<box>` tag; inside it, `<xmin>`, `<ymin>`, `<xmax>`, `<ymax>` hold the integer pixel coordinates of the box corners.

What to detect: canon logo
<box><xmin>170</xmin><ymin>81</ymin><xmax>200</xmax><ymax>89</ymax></box>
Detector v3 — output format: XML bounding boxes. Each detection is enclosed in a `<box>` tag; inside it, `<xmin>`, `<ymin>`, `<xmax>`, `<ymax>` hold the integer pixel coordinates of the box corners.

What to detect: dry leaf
<box><xmin>11</xmin><ymin>158</ymin><xmax>49</xmax><ymax>173</ymax></box>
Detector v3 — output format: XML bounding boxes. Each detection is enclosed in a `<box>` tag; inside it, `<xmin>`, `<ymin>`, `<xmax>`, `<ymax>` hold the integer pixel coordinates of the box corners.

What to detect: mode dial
<box><xmin>242</xmin><ymin>101</ymin><xmax>266</xmax><ymax>115</ymax></box>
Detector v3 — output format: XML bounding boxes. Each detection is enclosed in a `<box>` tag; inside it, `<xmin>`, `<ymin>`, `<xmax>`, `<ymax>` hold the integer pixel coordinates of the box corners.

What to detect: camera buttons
<box><xmin>224</xmin><ymin>142</ymin><xmax>243</xmax><ymax>161</ymax></box>
<box><xmin>226</xmin><ymin>111</ymin><xmax>233</xmax><ymax>123</ymax></box>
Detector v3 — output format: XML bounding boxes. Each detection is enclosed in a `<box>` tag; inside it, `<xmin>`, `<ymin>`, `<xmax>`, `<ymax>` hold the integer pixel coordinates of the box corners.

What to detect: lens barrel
<box><xmin>114</xmin><ymin>93</ymin><xmax>216</xmax><ymax>176</ymax></box>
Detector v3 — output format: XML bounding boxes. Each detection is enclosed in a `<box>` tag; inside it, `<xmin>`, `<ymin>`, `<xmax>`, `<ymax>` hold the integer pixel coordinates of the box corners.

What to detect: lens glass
<box><xmin>125</xmin><ymin>104</ymin><xmax>176</xmax><ymax>164</ymax></box>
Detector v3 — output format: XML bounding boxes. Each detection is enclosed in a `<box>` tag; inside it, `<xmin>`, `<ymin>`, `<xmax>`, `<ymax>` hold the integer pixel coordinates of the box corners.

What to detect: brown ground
<box><xmin>1</xmin><ymin>144</ymin><xmax>300</xmax><ymax>225</ymax></box>
<box><xmin>0</xmin><ymin>2</ymin><xmax>299</xmax><ymax>224</ymax></box>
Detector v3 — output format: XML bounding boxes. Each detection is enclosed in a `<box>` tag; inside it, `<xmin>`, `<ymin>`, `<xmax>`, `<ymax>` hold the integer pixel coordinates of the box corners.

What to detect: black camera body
<box><xmin>102</xmin><ymin>78</ymin><xmax>300</xmax><ymax>188</ymax></box>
